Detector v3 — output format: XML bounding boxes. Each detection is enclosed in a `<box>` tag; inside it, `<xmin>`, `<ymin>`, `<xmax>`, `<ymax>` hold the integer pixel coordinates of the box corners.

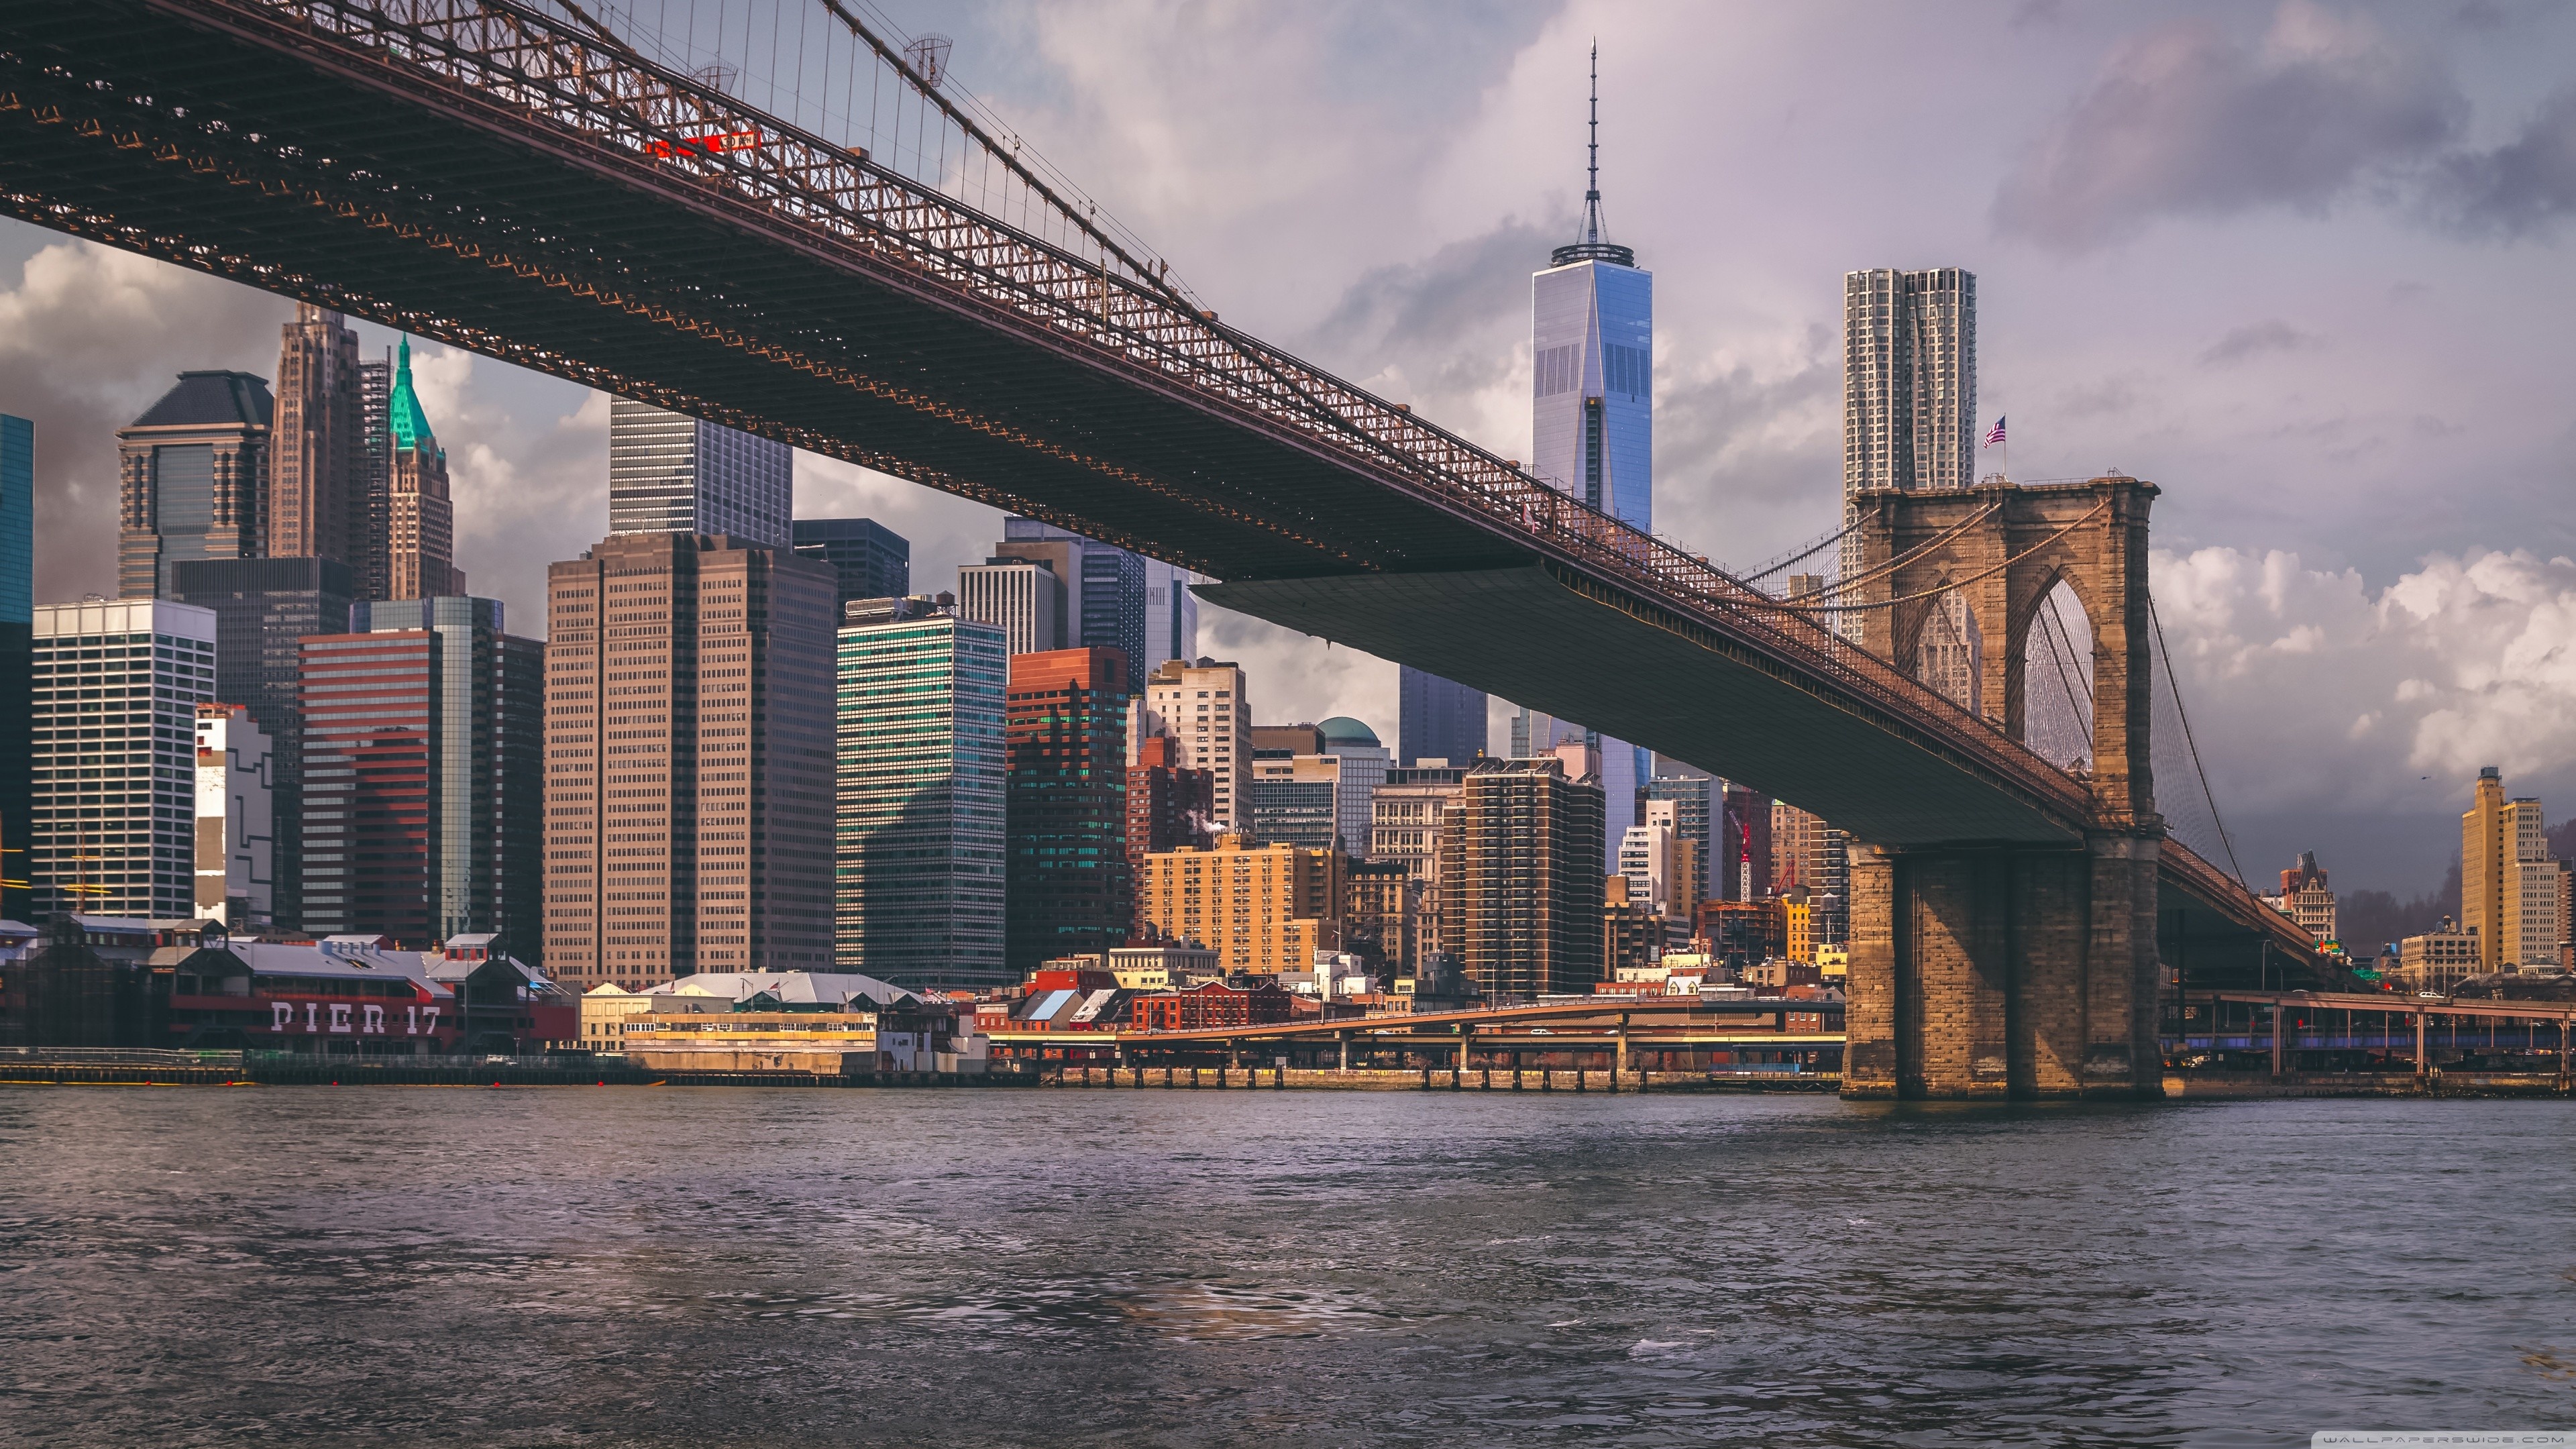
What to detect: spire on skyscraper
<box><xmin>386</xmin><ymin>335</ymin><xmax>439</xmax><ymax>460</ymax></box>
<box><xmin>1553</xmin><ymin>42</ymin><xmax>1635</xmax><ymax>268</ymax></box>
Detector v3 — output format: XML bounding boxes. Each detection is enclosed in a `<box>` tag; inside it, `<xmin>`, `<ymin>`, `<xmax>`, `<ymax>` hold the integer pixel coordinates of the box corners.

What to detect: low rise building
<box><xmin>1136</xmin><ymin>833</ymin><xmax>1342</xmax><ymax>977</ymax></box>
<box><xmin>2400</xmin><ymin>917</ymin><xmax>2482</xmax><ymax>995</ymax></box>
<box><xmin>1130</xmin><ymin>978</ymin><xmax>1295</xmax><ymax>1032</ymax></box>
<box><xmin>1107</xmin><ymin>941</ymin><xmax>1218</xmax><ymax>991</ymax></box>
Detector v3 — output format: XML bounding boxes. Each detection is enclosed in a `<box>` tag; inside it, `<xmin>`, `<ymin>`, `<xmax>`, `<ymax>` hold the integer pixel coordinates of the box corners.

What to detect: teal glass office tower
<box><xmin>836</xmin><ymin>599</ymin><xmax>1008</xmax><ymax>990</ymax></box>
<box><xmin>0</xmin><ymin>414</ymin><xmax>28</xmax><ymax>920</ymax></box>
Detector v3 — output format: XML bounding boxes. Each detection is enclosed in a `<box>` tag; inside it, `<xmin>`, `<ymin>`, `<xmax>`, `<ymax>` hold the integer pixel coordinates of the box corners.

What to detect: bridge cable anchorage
<box><xmin>1758</xmin><ymin>500</ymin><xmax>2111</xmax><ymax>612</ymax></box>
<box><xmin>2149</xmin><ymin>594</ymin><xmax>2249</xmax><ymax>889</ymax></box>
<box><xmin>1793</xmin><ymin>501</ymin><xmax>2006</xmax><ymax>601</ymax></box>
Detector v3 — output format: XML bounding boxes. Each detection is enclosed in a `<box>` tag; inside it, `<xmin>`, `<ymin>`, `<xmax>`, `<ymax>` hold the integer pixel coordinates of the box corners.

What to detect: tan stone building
<box><xmin>2462</xmin><ymin>767</ymin><xmax>2557</xmax><ymax>970</ymax></box>
<box><xmin>1128</xmin><ymin>659</ymin><xmax>1251</xmax><ymax>833</ymax></box>
<box><xmin>2399</xmin><ymin>916</ymin><xmax>2482</xmax><ymax>995</ymax></box>
<box><xmin>543</xmin><ymin>531</ymin><xmax>837</xmax><ymax>992</ymax></box>
<box><xmin>1136</xmin><ymin>834</ymin><xmax>1340</xmax><ymax>977</ymax></box>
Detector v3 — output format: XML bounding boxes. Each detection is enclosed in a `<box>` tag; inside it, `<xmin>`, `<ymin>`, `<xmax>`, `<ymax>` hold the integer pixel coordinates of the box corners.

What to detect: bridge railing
<box><xmin>236</xmin><ymin>0</ymin><xmax>2088</xmax><ymax>822</ymax></box>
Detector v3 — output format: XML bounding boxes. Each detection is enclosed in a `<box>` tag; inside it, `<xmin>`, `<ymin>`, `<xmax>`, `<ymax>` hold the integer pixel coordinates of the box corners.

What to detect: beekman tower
<box><xmin>1517</xmin><ymin>45</ymin><xmax>1652</xmax><ymax>866</ymax></box>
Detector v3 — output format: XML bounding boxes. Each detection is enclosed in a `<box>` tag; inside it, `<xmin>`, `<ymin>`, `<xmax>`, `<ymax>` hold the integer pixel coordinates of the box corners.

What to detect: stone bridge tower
<box><xmin>1837</xmin><ymin>476</ymin><xmax>2163</xmax><ymax>1099</ymax></box>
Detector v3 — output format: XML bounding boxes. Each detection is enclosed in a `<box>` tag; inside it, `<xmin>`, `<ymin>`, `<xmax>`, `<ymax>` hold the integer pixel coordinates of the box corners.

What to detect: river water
<box><xmin>2</xmin><ymin>1087</ymin><xmax>2571</xmax><ymax>1446</ymax></box>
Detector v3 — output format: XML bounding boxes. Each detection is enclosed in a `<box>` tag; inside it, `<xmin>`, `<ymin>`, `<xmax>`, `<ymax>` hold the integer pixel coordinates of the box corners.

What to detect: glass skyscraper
<box><xmin>116</xmin><ymin>372</ymin><xmax>272</xmax><ymax>600</ymax></box>
<box><xmin>1399</xmin><ymin>665</ymin><xmax>1485</xmax><ymax>766</ymax></box>
<box><xmin>607</xmin><ymin>397</ymin><xmax>792</xmax><ymax>548</ymax></box>
<box><xmin>1517</xmin><ymin>52</ymin><xmax>1650</xmax><ymax>866</ymax></box>
<box><xmin>835</xmin><ymin>600</ymin><xmax>1008</xmax><ymax>989</ymax></box>
<box><xmin>792</xmin><ymin>517</ymin><xmax>910</xmax><ymax>613</ymax></box>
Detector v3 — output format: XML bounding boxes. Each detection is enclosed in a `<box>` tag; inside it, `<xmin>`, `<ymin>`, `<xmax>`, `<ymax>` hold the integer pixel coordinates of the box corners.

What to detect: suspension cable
<box><xmin>2150</xmin><ymin>594</ymin><xmax>2247</xmax><ymax>889</ymax></box>
<box><xmin>1793</xmin><ymin>501</ymin><xmax>2005</xmax><ymax>601</ymax></box>
<box><xmin>1739</xmin><ymin>518</ymin><xmax>1860</xmax><ymax>586</ymax></box>
<box><xmin>1760</xmin><ymin>500</ymin><xmax>2110</xmax><ymax>612</ymax></box>
<box><xmin>2033</xmin><ymin>592</ymin><xmax>2092</xmax><ymax>764</ymax></box>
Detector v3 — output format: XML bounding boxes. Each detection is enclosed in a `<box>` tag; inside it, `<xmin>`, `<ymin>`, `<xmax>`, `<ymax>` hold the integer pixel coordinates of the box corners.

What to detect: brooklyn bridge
<box><xmin>0</xmin><ymin>0</ymin><xmax>2326</xmax><ymax>1098</ymax></box>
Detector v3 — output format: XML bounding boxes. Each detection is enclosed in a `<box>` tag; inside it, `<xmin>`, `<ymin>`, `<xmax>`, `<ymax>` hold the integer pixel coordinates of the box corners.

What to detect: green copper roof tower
<box><xmin>386</xmin><ymin>335</ymin><xmax>439</xmax><ymax>460</ymax></box>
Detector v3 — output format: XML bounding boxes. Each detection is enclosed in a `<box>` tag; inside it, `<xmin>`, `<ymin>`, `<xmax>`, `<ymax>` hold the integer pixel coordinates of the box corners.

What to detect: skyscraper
<box><xmin>606</xmin><ymin>397</ymin><xmax>792</xmax><ymax>547</ymax></box>
<box><xmin>1642</xmin><ymin>764</ymin><xmax>1714</xmax><ymax>902</ymax></box>
<box><xmin>270</xmin><ymin>303</ymin><xmax>365</xmax><ymax>572</ymax></box>
<box><xmin>836</xmin><ymin>597</ymin><xmax>1008</xmax><ymax>989</ymax></box>
<box><xmin>117</xmin><ymin>372</ymin><xmax>271</xmax><ymax>600</ymax></box>
<box><xmin>1370</xmin><ymin>761</ymin><xmax>1468</xmax><ymax>965</ymax></box>
<box><xmin>30</xmin><ymin>598</ymin><xmax>217</xmax><ymax>920</ymax></box>
<box><xmin>998</xmin><ymin>518</ymin><xmax>1148</xmax><ymax>680</ymax></box>
<box><xmin>2462</xmin><ymin>765</ymin><xmax>2556</xmax><ymax>971</ymax></box>
<box><xmin>1128</xmin><ymin>659</ymin><xmax>1251</xmax><ymax>833</ymax></box>
<box><xmin>1318</xmin><ymin>716</ymin><xmax>1390</xmax><ymax>858</ymax></box>
<box><xmin>380</xmin><ymin>338</ymin><xmax>464</xmax><ymax>600</ymax></box>
<box><xmin>1399</xmin><ymin>665</ymin><xmax>1486</xmax><ymax>767</ymax></box>
<box><xmin>1842</xmin><ymin>268</ymin><xmax>1978</xmax><ymax>496</ymax></box>
<box><xmin>544</xmin><ymin>533</ymin><xmax>837</xmax><ymax>990</ymax></box>
<box><xmin>0</xmin><ymin>413</ymin><xmax>28</xmax><ymax>922</ymax></box>
<box><xmin>792</xmin><ymin>517</ymin><xmax>910</xmax><ymax>614</ymax></box>
<box><xmin>1005</xmin><ymin>647</ymin><xmax>1129</xmax><ymax>975</ymax></box>
<box><xmin>956</xmin><ymin>557</ymin><xmax>1065</xmax><ymax>655</ymax></box>
<box><xmin>170</xmin><ymin>556</ymin><xmax>354</xmax><ymax>933</ymax></box>
<box><xmin>1144</xmin><ymin>559</ymin><xmax>1201</xmax><ymax>674</ymax></box>
<box><xmin>1442</xmin><ymin>755</ymin><xmax>1605</xmax><ymax>1002</ymax></box>
<box><xmin>1523</xmin><ymin>51</ymin><xmax>1649</xmax><ymax>867</ymax></box>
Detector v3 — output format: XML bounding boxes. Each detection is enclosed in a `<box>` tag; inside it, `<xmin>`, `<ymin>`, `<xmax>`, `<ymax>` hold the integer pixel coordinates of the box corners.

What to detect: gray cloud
<box><xmin>2198</xmin><ymin>319</ymin><xmax>2320</xmax><ymax>366</ymax></box>
<box><xmin>1992</xmin><ymin>11</ymin><xmax>2463</xmax><ymax>252</ymax></box>
<box><xmin>1299</xmin><ymin>216</ymin><xmax>1559</xmax><ymax>389</ymax></box>
<box><xmin>2423</xmin><ymin>86</ymin><xmax>2576</xmax><ymax>237</ymax></box>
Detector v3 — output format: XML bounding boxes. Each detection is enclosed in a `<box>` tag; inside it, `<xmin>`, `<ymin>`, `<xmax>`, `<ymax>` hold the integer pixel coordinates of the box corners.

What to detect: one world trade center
<box><xmin>1516</xmin><ymin>44</ymin><xmax>1652</xmax><ymax>867</ymax></box>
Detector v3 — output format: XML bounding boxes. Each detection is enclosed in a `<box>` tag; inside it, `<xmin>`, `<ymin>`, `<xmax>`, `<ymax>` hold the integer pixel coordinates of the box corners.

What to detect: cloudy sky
<box><xmin>8</xmin><ymin>0</ymin><xmax>2575</xmax><ymax>898</ymax></box>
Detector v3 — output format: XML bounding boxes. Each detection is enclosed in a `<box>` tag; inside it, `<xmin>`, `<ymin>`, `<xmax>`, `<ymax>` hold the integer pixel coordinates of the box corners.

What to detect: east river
<box><xmin>3</xmin><ymin>1087</ymin><xmax>2571</xmax><ymax>1446</ymax></box>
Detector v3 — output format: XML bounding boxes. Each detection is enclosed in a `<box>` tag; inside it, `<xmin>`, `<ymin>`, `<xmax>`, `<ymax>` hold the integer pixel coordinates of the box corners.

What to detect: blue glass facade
<box><xmin>1530</xmin><ymin>260</ymin><xmax>1652</xmax><ymax>531</ymax></box>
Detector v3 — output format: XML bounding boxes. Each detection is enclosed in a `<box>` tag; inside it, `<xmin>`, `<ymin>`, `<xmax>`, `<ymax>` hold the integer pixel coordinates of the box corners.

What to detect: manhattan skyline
<box><xmin>0</xmin><ymin>1</ymin><xmax>2569</xmax><ymax>898</ymax></box>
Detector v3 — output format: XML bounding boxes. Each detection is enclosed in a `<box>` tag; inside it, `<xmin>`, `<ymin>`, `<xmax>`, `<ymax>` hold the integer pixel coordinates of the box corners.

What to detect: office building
<box><xmin>1318</xmin><ymin>717</ymin><xmax>1390</xmax><ymax>858</ymax></box>
<box><xmin>356</xmin><ymin>350</ymin><xmax>392</xmax><ymax>599</ymax></box>
<box><xmin>1128</xmin><ymin>658</ymin><xmax>1251</xmax><ymax>833</ymax></box>
<box><xmin>545</xmin><ymin>533</ymin><xmax>837</xmax><ymax>991</ymax></box>
<box><xmin>1618</xmin><ymin>820</ymin><xmax>1675</xmax><ymax>918</ymax></box>
<box><xmin>2265</xmin><ymin>852</ymin><xmax>2339</xmax><ymax>946</ymax></box>
<box><xmin>792</xmin><ymin>518</ymin><xmax>910</xmax><ymax>614</ymax></box>
<box><xmin>1843</xmin><ymin>268</ymin><xmax>1978</xmax><ymax>496</ymax></box>
<box><xmin>1252</xmin><ymin>752</ymin><xmax>1342</xmax><ymax>852</ymax></box>
<box><xmin>1125</xmin><ymin>734</ymin><xmax>1211</xmax><ymax>938</ymax></box>
<box><xmin>1005</xmin><ymin>647</ymin><xmax>1130</xmax><ymax>977</ymax></box>
<box><xmin>1643</xmin><ymin>763</ymin><xmax>1714</xmax><ymax>901</ymax></box>
<box><xmin>1509</xmin><ymin>705</ymin><xmax>1640</xmax><ymax>875</ymax></box>
<box><xmin>1399</xmin><ymin>666</ymin><xmax>1487</xmax><ymax>768</ymax></box>
<box><xmin>957</xmin><ymin>557</ymin><xmax>1065</xmax><ymax>657</ymax></box>
<box><xmin>2462</xmin><ymin>766</ymin><xmax>2558</xmax><ymax>971</ymax></box>
<box><xmin>1137</xmin><ymin>835</ymin><xmax>1342</xmax><ymax>977</ymax></box>
<box><xmin>117</xmin><ymin>372</ymin><xmax>271</xmax><ymax>600</ymax></box>
<box><xmin>379</xmin><ymin>338</ymin><xmax>464</xmax><ymax>601</ymax></box>
<box><xmin>606</xmin><ymin>397</ymin><xmax>792</xmax><ymax>547</ymax></box>
<box><xmin>2400</xmin><ymin>916</ymin><xmax>2483</xmax><ymax>994</ymax></box>
<box><xmin>1344</xmin><ymin>857</ymin><xmax>1419</xmax><ymax>974</ymax></box>
<box><xmin>835</xmin><ymin>596</ymin><xmax>1008</xmax><ymax>990</ymax></box>
<box><xmin>1442</xmin><ymin>755</ymin><xmax>1605</xmax><ymax>1002</ymax></box>
<box><xmin>1638</xmin><ymin>798</ymin><xmax>1701</xmax><ymax>924</ymax></box>
<box><xmin>270</xmin><ymin>303</ymin><xmax>366</xmax><ymax>572</ymax></box>
<box><xmin>1720</xmin><ymin>782</ymin><xmax>1770</xmax><ymax>901</ymax></box>
<box><xmin>299</xmin><ymin>597</ymin><xmax>541</xmax><ymax>948</ymax></box>
<box><xmin>1532</xmin><ymin>54</ymin><xmax>1651</xmax><ymax>530</ymax></box>
<box><xmin>0</xmin><ymin>414</ymin><xmax>27</xmax><ymax>920</ymax></box>
<box><xmin>1918</xmin><ymin>592</ymin><xmax>1982</xmax><ymax>712</ymax></box>
<box><xmin>1371</xmin><ymin>761</ymin><xmax>1468</xmax><ymax>963</ymax></box>
<box><xmin>998</xmin><ymin>517</ymin><xmax>1148</xmax><ymax>678</ymax></box>
<box><xmin>170</xmin><ymin>557</ymin><xmax>354</xmax><ymax>932</ymax></box>
<box><xmin>1144</xmin><ymin>559</ymin><xmax>1201</xmax><ymax>674</ymax></box>
<box><xmin>193</xmin><ymin>703</ymin><xmax>274</xmax><ymax>930</ymax></box>
<box><xmin>30</xmin><ymin>598</ymin><xmax>217</xmax><ymax>920</ymax></box>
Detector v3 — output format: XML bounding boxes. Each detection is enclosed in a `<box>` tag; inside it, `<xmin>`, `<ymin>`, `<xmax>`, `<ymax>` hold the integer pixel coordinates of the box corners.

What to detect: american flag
<box><xmin>1984</xmin><ymin>416</ymin><xmax>2007</xmax><ymax>447</ymax></box>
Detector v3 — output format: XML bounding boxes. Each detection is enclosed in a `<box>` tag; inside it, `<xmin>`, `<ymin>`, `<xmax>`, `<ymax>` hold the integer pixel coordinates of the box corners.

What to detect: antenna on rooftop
<box><xmin>1583</xmin><ymin>40</ymin><xmax>1604</xmax><ymax>247</ymax></box>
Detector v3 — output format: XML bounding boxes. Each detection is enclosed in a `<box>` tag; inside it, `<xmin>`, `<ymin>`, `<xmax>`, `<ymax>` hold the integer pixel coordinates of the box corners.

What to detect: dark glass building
<box><xmin>117</xmin><ymin>371</ymin><xmax>272</xmax><ymax>600</ymax></box>
<box><xmin>998</xmin><ymin>517</ymin><xmax>1146</xmax><ymax>680</ymax></box>
<box><xmin>1005</xmin><ymin>647</ymin><xmax>1129</xmax><ymax>975</ymax></box>
<box><xmin>792</xmin><ymin>517</ymin><xmax>910</xmax><ymax>614</ymax></box>
<box><xmin>0</xmin><ymin>414</ymin><xmax>28</xmax><ymax>920</ymax></box>
<box><xmin>299</xmin><ymin>597</ymin><xmax>541</xmax><ymax>947</ymax></box>
<box><xmin>170</xmin><ymin>556</ymin><xmax>354</xmax><ymax>932</ymax></box>
<box><xmin>1398</xmin><ymin>665</ymin><xmax>1487</xmax><ymax>766</ymax></box>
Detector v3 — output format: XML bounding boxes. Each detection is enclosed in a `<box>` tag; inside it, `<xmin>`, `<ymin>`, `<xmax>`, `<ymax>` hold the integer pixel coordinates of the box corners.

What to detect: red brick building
<box><xmin>1130</xmin><ymin>979</ymin><xmax>1295</xmax><ymax>1032</ymax></box>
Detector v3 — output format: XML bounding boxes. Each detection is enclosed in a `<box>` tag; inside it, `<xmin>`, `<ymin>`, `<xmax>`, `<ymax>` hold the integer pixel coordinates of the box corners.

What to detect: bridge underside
<box><xmin>1202</xmin><ymin>567</ymin><xmax>2071</xmax><ymax>846</ymax></box>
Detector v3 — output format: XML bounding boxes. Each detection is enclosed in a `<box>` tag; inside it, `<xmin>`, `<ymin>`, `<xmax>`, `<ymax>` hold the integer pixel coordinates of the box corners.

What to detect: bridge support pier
<box><xmin>1845</xmin><ymin>833</ymin><xmax>2161</xmax><ymax>1100</ymax></box>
